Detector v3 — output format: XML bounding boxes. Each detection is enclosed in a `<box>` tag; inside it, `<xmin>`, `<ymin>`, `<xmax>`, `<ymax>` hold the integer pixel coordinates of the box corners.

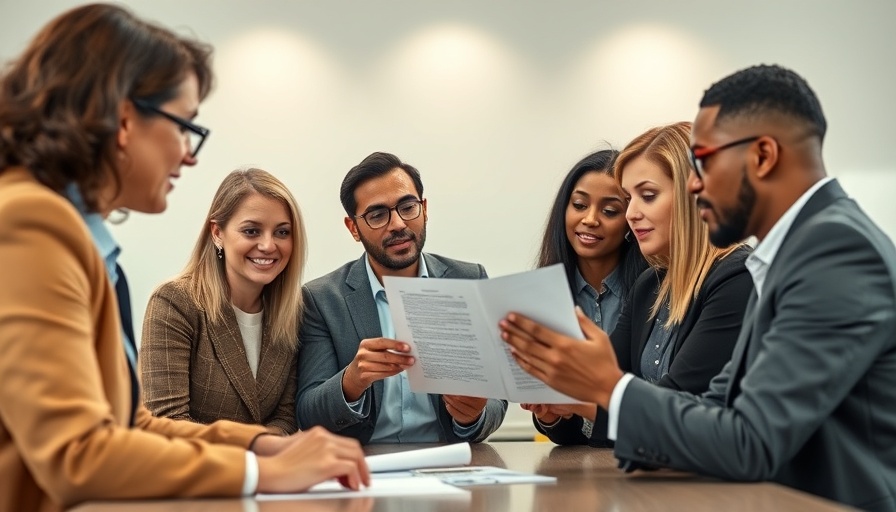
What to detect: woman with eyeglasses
<box><xmin>527</xmin><ymin>122</ymin><xmax>753</xmax><ymax>446</ymax></box>
<box><xmin>0</xmin><ymin>5</ymin><xmax>367</xmax><ymax>510</ymax></box>
<box><xmin>141</xmin><ymin>168</ymin><xmax>305</xmax><ymax>435</ymax></box>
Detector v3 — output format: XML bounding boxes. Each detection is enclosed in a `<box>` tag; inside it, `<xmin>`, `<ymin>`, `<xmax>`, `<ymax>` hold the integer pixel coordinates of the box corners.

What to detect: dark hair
<box><xmin>340</xmin><ymin>151</ymin><xmax>424</xmax><ymax>216</ymax></box>
<box><xmin>536</xmin><ymin>149</ymin><xmax>647</xmax><ymax>297</ymax></box>
<box><xmin>0</xmin><ymin>3</ymin><xmax>214</xmax><ymax>212</ymax></box>
<box><xmin>700</xmin><ymin>64</ymin><xmax>826</xmax><ymax>141</ymax></box>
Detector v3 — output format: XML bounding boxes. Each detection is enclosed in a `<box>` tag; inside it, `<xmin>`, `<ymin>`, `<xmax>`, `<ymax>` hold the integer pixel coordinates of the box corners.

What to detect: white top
<box><xmin>233</xmin><ymin>306</ymin><xmax>263</xmax><ymax>378</ymax></box>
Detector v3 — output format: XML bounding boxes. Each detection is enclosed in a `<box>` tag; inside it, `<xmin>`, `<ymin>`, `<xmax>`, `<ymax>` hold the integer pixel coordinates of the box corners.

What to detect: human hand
<box><xmin>256</xmin><ymin>426</ymin><xmax>370</xmax><ymax>493</ymax></box>
<box><xmin>520</xmin><ymin>403</ymin><xmax>564</xmax><ymax>425</ymax></box>
<box><xmin>443</xmin><ymin>395</ymin><xmax>487</xmax><ymax>426</ymax></box>
<box><xmin>342</xmin><ymin>337</ymin><xmax>415</xmax><ymax>401</ymax></box>
<box><xmin>250</xmin><ymin>433</ymin><xmax>290</xmax><ymax>456</ymax></box>
<box><xmin>500</xmin><ymin>308</ymin><xmax>622</xmax><ymax>409</ymax></box>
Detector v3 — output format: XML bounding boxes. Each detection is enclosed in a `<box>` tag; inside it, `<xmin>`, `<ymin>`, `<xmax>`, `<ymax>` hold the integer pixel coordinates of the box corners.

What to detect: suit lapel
<box><xmin>723</xmin><ymin>180</ymin><xmax>846</xmax><ymax>404</ymax></box>
<box><xmin>255</xmin><ymin>318</ymin><xmax>289</xmax><ymax>406</ymax></box>
<box><xmin>209</xmin><ymin>307</ymin><xmax>261</xmax><ymax>422</ymax></box>
<box><xmin>343</xmin><ymin>255</ymin><xmax>386</xmax><ymax>410</ymax></box>
<box><xmin>424</xmin><ymin>253</ymin><xmax>447</xmax><ymax>278</ymax></box>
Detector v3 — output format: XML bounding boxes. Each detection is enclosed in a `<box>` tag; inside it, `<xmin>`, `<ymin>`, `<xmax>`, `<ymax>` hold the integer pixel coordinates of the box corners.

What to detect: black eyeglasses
<box><xmin>131</xmin><ymin>98</ymin><xmax>210</xmax><ymax>158</ymax></box>
<box><xmin>689</xmin><ymin>136</ymin><xmax>760</xmax><ymax>180</ymax></box>
<box><xmin>354</xmin><ymin>199</ymin><xmax>423</xmax><ymax>229</ymax></box>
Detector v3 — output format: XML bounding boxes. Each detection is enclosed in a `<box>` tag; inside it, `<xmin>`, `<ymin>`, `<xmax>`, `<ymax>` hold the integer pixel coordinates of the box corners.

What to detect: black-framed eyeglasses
<box><xmin>131</xmin><ymin>98</ymin><xmax>210</xmax><ymax>158</ymax></box>
<box><xmin>689</xmin><ymin>136</ymin><xmax>760</xmax><ymax>180</ymax></box>
<box><xmin>354</xmin><ymin>199</ymin><xmax>424</xmax><ymax>229</ymax></box>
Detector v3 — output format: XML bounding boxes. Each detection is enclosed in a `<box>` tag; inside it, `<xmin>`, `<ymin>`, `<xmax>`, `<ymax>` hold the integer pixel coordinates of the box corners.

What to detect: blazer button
<box><xmin>636</xmin><ymin>447</ymin><xmax>646</xmax><ymax>456</ymax></box>
<box><xmin>336</xmin><ymin>419</ymin><xmax>346</xmax><ymax>426</ymax></box>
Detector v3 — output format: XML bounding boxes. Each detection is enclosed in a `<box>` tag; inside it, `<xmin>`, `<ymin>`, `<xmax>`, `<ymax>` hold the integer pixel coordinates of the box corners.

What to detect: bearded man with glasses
<box><xmin>295</xmin><ymin>151</ymin><xmax>507</xmax><ymax>444</ymax></box>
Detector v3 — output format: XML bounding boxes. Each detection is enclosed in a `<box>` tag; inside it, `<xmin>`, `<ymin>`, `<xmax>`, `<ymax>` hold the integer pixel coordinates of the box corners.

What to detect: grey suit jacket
<box><xmin>614</xmin><ymin>180</ymin><xmax>896</xmax><ymax>511</ymax></box>
<box><xmin>295</xmin><ymin>253</ymin><xmax>508</xmax><ymax>444</ymax></box>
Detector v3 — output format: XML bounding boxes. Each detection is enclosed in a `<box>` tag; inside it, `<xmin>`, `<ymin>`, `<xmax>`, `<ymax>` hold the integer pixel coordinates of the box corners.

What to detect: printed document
<box><xmin>384</xmin><ymin>263</ymin><xmax>582</xmax><ymax>403</ymax></box>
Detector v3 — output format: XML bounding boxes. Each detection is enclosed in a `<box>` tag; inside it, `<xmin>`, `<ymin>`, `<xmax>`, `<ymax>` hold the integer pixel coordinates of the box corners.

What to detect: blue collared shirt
<box><xmin>346</xmin><ymin>254</ymin><xmax>485</xmax><ymax>441</ymax></box>
<box><xmin>65</xmin><ymin>186</ymin><xmax>135</xmax><ymax>367</ymax></box>
<box><xmin>573</xmin><ymin>266</ymin><xmax>623</xmax><ymax>334</ymax></box>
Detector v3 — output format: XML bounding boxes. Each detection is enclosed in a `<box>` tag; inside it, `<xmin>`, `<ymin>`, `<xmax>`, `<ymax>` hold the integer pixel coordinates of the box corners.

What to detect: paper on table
<box><xmin>366</xmin><ymin>442</ymin><xmax>472</xmax><ymax>473</ymax></box>
<box><xmin>384</xmin><ymin>263</ymin><xmax>582</xmax><ymax>403</ymax></box>
<box><xmin>413</xmin><ymin>466</ymin><xmax>557</xmax><ymax>486</ymax></box>
<box><xmin>256</xmin><ymin>475</ymin><xmax>468</xmax><ymax>501</ymax></box>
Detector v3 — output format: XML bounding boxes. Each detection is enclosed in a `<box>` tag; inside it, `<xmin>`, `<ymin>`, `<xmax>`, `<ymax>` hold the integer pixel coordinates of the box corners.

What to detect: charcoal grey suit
<box><xmin>614</xmin><ymin>180</ymin><xmax>896</xmax><ymax>511</ymax></box>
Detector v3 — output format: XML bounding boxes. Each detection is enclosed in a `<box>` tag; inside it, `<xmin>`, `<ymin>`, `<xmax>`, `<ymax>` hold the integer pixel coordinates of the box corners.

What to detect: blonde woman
<box><xmin>529</xmin><ymin>122</ymin><xmax>753</xmax><ymax>445</ymax></box>
<box><xmin>142</xmin><ymin>168</ymin><xmax>306</xmax><ymax>435</ymax></box>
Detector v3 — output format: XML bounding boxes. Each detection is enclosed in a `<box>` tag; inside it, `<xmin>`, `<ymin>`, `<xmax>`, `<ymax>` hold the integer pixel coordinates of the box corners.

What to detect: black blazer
<box><xmin>538</xmin><ymin>246</ymin><xmax>753</xmax><ymax>445</ymax></box>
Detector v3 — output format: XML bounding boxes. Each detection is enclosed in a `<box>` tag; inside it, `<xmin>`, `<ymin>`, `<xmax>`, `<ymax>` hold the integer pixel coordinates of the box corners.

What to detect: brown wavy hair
<box><xmin>0</xmin><ymin>3</ymin><xmax>213</xmax><ymax>212</ymax></box>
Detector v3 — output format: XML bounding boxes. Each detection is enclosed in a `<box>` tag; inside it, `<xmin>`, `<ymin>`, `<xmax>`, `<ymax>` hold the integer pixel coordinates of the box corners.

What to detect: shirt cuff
<box><xmin>607</xmin><ymin>373</ymin><xmax>635</xmax><ymax>441</ymax></box>
<box><xmin>452</xmin><ymin>409</ymin><xmax>487</xmax><ymax>438</ymax></box>
<box><xmin>243</xmin><ymin>450</ymin><xmax>259</xmax><ymax>495</ymax></box>
<box><xmin>345</xmin><ymin>390</ymin><xmax>369</xmax><ymax>417</ymax></box>
<box><xmin>535</xmin><ymin>415</ymin><xmax>563</xmax><ymax>429</ymax></box>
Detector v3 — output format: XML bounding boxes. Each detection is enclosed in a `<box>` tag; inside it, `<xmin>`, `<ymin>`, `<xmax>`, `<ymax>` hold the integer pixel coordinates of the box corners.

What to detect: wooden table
<box><xmin>71</xmin><ymin>442</ymin><xmax>850</xmax><ymax>511</ymax></box>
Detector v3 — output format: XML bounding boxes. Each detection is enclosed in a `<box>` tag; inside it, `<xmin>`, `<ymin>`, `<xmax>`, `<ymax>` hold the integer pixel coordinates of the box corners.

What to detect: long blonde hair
<box><xmin>180</xmin><ymin>167</ymin><xmax>306</xmax><ymax>348</ymax></box>
<box><xmin>615</xmin><ymin>122</ymin><xmax>740</xmax><ymax>326</ymax></box>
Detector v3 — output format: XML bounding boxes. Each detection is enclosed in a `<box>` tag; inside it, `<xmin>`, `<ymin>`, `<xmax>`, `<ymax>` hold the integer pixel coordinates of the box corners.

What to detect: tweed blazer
<box><xmin>141</xmin><ymin>278</ymin><xmax>298</xmax><ymax>434</ymax></box>
<box><xmin>296</xmin><ymin>253</ymin><xmax>508</xmax><ymax>444</ymax></box>
<box><xmin>0</xmin><ymin>168</ymin><xmax>267</xmax><ymax>512</ymax></box>
<box><xmin>537</xmin><ymin>246</ymin><xmax>753</xmax><ymax>446</ymax></box>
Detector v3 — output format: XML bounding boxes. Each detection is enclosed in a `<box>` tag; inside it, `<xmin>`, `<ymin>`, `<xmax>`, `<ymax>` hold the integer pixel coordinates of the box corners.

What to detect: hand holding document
<box><xmin>383</xmin><ymin>264</ymin><xmax>582</xmax><ymax>403</ymax></box>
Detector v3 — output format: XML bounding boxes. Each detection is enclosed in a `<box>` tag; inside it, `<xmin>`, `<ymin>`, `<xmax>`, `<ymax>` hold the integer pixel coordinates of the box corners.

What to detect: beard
<box><xmin>359</xmin><ymin>225</ymin><xmax>427</xmax><ymax>270</ymax></box>
<box><xmin>707</xmin><ymin>167</ymin><xmax>756</xmax><ymax>248</ymax></box>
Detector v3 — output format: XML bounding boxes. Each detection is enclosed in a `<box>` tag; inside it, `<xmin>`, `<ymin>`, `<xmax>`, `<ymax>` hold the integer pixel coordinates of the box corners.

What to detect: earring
<box><xmin>215</xmin><ymin>244</ymin><xmax>223</xmax><ymax>260</ymax></box>
<box><xmin>625</xmin><ymin>231</ymin><xmax>632</xmax><ymax>242</ymax></box>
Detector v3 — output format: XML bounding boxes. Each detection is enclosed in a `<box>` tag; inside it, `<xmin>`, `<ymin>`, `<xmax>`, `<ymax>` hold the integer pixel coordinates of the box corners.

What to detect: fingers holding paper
<box><xmin>500</xmin><ymin>307</ymin><xmax>623</xmax><ymax>408</ymax></box>
<box><xmin>257</xmin><ymin>426</ymin><xmax>370</xmax><ymax>493</ymax></box>
<box><xmin>442</xmin><ymin>395</ymin><xmax>487</xmax><ymax>426</ymax></box>
<box><xmin>343</xmin><ymin>337</ymin><xmax>415</xmax><ymax>401</ymax></box>
<box><xmin>520</xmin><ymin>403</ymin><xmax>564</xmax><ymax>425</ymax></box>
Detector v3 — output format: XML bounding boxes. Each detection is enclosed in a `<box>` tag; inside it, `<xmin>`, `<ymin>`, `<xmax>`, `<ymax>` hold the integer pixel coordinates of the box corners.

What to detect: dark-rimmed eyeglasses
<box><xmin>689</xmin><ymin>136</ymin><xmax>760</xmax><ymax>180</ymax></box>
<box><xmin>354</xmin><ymin>199</ymin><xmax>424</xmax><ymax>229</ymax></box>
<box><xmin>131</xmin><ymin>98</ymin><xmax>210</xmax><ymax>158</ymax></box>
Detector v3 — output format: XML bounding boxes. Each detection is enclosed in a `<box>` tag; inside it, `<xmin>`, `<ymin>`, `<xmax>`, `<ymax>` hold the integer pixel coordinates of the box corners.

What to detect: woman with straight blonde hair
<box><xmin>142</xmin><ymin>167</ymin><xmax>306</xmax><ymax>434</ymax></box>
<box><xmin>530</xmin><ymin>122</ymin><xmax>753</xmax><ymax>446</ymax></box>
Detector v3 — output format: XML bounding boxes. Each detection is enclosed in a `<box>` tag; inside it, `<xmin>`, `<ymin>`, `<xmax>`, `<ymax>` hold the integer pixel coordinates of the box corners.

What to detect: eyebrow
<box><xmin>363</xmin><ymin>194</ymin><xmax>418</xmax><ymax>212</ymax></box>
<box><xmin>572</xmin><ymin>189</ymin><xmax>623</xmax><ymax>201</ymax></box>
<box><xmin>237</xmin><ymin>220</ymin><xmax>292</xmax><ymax>227</ymax></box>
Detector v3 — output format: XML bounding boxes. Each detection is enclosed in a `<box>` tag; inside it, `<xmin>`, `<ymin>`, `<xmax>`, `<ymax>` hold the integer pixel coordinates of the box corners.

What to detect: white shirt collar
<box><xmin>746</xmin><ymin>176</ymin><xmax>834</xmax><ymax>299</ymax></box>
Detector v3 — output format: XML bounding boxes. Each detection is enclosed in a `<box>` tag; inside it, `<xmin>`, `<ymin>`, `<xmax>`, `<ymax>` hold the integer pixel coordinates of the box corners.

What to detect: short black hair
<box><xmin>700</xmin><ymin>64</ymin><xmax>826</xmax><ymax>141</ymax></box>
<box><xmin>340</xmin><ymin>151</ymin><xmax>424</xmax><ymax>216</ymax></box>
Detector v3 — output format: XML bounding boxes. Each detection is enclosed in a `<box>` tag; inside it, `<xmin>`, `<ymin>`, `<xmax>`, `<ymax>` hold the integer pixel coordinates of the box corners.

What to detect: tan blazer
<box><xmin>0</xmin><ymin>168</ymin><xmax>268</xmax><ymax>512</ymax></box>
<box><xmin>141</xmin><ymin>278</ymin><xmax>298</xmax><ymax>434</ymax></box>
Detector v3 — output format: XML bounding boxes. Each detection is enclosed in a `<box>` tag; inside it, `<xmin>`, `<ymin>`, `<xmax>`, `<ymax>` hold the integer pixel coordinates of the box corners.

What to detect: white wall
<box><xmin>3</xmin><ymin>0</ymin><xmax>894</xmax><ymax>440</ymax></box>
